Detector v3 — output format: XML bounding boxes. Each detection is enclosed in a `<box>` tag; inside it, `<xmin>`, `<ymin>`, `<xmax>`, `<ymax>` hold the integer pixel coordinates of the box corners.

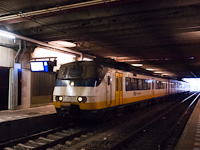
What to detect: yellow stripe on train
<box><xmin>54</xmin><ymin>92</ymin><xmax>168</xmax><ymax>110</ymax></box>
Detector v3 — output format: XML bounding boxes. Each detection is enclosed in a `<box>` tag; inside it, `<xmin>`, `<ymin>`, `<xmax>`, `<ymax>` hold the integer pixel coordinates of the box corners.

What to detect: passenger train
<box><xmin>53</xmin><ymin>60</ymin><xmax>190</xmax><ymax>118</ymax></box>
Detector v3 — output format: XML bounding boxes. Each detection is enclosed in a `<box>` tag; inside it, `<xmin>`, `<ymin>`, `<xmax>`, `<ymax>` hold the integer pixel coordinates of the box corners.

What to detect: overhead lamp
<box><xmin>131</xmin><ymin>64</ymin><xmax>143</xmax><ymax>67</ymax></box>
<box><xmin>146</xmin><ymin>68</ymin><xmax>155</xmax><ymax>71</ymax></box>
<box><xmin>35</xmin><ymin>47</ymin><xmax>76</xmax><ymax>58</ymax></box>
<box><xmin>83</xmin><ymin>58</ymin><xmax>92</xmax><ymax>61</ymax></box>
<box><xmin>154</xmin><ymin>71</ymin><xmax>163</xmax><ymax>74</ymax></box>
<box><xmin>162</xmin><ymin>74</ymin><xmax>169</xmax><ymax>76</ymax></box>
<box><xmin>48</xmin><ymin>40</ymin><xmax>76</xmax><ymax>48</ymax></box>
<box><xmin>0</xmin><ymin>30</ymin><xmax>15</xmax><ymax>39</ymax></box>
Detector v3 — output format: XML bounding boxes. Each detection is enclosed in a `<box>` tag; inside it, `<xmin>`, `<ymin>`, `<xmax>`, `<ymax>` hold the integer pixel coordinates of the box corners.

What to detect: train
<box><xmin>53</xmin><ymin>59</ymin><xmax>190</xmax><ymax>119</ymax></box>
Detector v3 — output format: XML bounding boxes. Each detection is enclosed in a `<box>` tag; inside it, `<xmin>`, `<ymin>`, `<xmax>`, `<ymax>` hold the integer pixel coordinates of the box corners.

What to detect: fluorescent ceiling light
<box><xmin>48</xmin><ymin>41</ymin><xmax>76</xmax><ymax>48</ymax></box>
<box><xmin>162</xmin><ymin>74</ymin><xmax>169</xmax><ymax>76</ymax></box>
<box><xmin>0</xmin><ymin>30</ymin><xmax>15</xmax><ymax>39</ymax></box>
<box><xmin>131</xmin><ymin>64</ymin><xmax>143</xmax><ymax>67</ymax></box>
<box><xmin>146</xmin><ymin>68</ymin><xmax>155</xmax><ymax>71</ymax></box>
<box><xmin>35</xmin><ymin>47</ymin><xmax>76</xmax><ymax>58</ymax></box>
<box><xmin>154</xmin><ymin>71</ymin><xmax>163</xmax><ymax>73</ymax></box>
<box><xmin>83</xmin><ymin>58</ymin><xmax>92</xmax><ymax>61</ymax></box>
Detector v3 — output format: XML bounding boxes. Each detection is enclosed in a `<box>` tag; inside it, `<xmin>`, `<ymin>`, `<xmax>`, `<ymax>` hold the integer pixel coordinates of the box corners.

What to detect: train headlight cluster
<box><xmin>70</xmin><ymin>81</ymin><xmax>74</xmax><ymax>86</ymax></box>
<box><xmin>77</xmin><ymin>96</ymin><xmax>87</xmax><ymax>103</ymax></box>
<box><xmin>56</xmin><ymin>96</ymin><xmax>63</xmax><ymax>102</ymax></box>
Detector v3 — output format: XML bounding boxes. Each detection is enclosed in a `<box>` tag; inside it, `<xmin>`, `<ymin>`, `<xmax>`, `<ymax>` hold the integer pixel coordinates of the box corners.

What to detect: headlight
<box><xmin>70</xmin><ymin>81</ymin><xmax>74</xmax><ymax>86</ymax></box>
<box><xmin>77</xmin><ymin>96</ymin><xmax>87</xmax><ymax>103</ymax></box>
<box><xmin>56</xmin><ymin>96</ymin><xmax>63</xmax><ymax>102</ymax></box>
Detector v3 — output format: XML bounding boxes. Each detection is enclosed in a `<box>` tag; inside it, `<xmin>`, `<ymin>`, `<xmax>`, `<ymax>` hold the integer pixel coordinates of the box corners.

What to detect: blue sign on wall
<box><xmin>30</xmin><ymin>61</ymin><xmax>49</xmax><ymax>72</ymax></box>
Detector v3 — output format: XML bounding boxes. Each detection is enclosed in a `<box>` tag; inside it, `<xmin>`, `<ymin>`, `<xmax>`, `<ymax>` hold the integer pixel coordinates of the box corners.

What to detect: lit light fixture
<box><xmin>70</xmin><ymin>81</ymin><xmax>75</xmax><ymax>86</ymax></box>
<box><xmin>146</xmin><ymin>68</ymin><xmax>155</xmax><ymax>71</ymax></box>
<box><xmin>154</xmin><ymin>71</ymin><xmax>163</xmax><ymax>74</ymax></box>
<box><xmin>189</xmin><ymin>57</ymin><xmax>194</xmax><ymax>60</ymax></box>
<box><xmin>59</xmin><ymin>96</ymin><xmax>63</xmax><ymax>101</ymax></box>
<box><xmin>0</xmin><ymin>30</ymin><xmax>15</xmax><ymax>39</ymax></box>
<box><xmin>77</xmin><ymin>97</ymin><xmax>83</xmax><ymax>102</ymax></box>
<box><xmin>77</xmin><ymin>96</ymin><xmax>87</xmax><ymax>103</ymax></box>
<box><xmin>83</xmin><ymin>58</ymin><xmax>92</xmax><ymax>61</ymax></box>
<box><xmin>131</xmin><ymin>64</ymin><xmax>143</xmax><ymax>67</ymax></box>
<box><xmin>48</xmin><ymin>41</ymin><xmax>76</xmax><ymax>48</ymax></box>
<box><xmin>162</xmin><ymin>74</ymin><xmax>169</xmax><ymax>76</ymax></box>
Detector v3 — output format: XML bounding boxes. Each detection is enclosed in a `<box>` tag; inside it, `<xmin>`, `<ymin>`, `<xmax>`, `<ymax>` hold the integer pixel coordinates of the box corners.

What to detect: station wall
<box><xmin>0</xmin><ymin>37</ymin><xmax>16</xmax><ymax>67</ymax></box>
<box><xmin>30</xmin><ymin>47</ymin><xmax>75</xmax><ymax>106</ymax></box>
<box><xmin>0</xmin><ymin>39</ymin><xmax>76</xmax><ymax>110</ymax></box>
<box><xmin>31</xmin><ymin>72</ymin><xmax>56</xmax><ymax>105</ymax></box>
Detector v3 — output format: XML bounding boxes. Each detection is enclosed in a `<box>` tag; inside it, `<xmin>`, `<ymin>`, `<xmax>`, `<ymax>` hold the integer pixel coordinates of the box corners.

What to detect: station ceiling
<box><xmin>0</xmin><ymin>0</ymin><xmax>200</xmax><ymax>79</ymax></box>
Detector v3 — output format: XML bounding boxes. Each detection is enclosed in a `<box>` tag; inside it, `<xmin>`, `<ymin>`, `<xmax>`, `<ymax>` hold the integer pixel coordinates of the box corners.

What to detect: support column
<box><xmin>8</xmin><ymin>63</ymin><xmax>21</xmax><ymax>110</ymax></box>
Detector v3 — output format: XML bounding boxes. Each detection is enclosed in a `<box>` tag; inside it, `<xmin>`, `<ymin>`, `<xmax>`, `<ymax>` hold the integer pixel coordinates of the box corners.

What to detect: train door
<box><xmin>106</xmin><ymin>73</ymin><xmax>111</xmax><ymax>106</ymax></box>
<box><xmin>115</xmin><ymin>73</ymin><xmax>123</xmax><ymax>105</ymax></box>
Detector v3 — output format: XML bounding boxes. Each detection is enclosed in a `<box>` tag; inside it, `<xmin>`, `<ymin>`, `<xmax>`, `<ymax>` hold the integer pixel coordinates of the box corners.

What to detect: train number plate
<box><xmin>61</xmin><ymin>103</ymin><xmax>71</xmax><ymax>107</ymax></box>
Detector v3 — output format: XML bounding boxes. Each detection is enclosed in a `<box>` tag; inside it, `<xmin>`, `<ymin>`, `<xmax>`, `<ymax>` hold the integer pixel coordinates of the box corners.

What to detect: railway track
<box><xmin>1</xmin><ymin>123</ymin><xmax>91</xmax><ymax>150</ymax></box>
<box><xmin>1</xmin><ymin>92</ymin><xmax>195</xmax><ymax>150</ymax></box>
<box><xmin>108</xmin><ymin>92</ymin><xmax>200</xmax><ymax>150</ymax></box>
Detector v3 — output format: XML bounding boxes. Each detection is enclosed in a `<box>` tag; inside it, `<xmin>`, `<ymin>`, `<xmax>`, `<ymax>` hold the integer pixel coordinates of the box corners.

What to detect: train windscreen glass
<box><xmin>58</xmin><ymin>64</ymin><xmax>98</xmax><ymax>80</ymax></box>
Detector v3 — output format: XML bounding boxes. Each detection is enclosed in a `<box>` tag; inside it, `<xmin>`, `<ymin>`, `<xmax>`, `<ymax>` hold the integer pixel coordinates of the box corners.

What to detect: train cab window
<box><xmin>97</xmin><ymin>67</ymin><xmax>103</xmax><ymax>80</ymax></box>
<box><xmin>69</xmin><ymin>65</ymin><xmax>83</xmax><ymax>77</ymax></box>
<box><xmin>61</xmin><ymin>67</ymin><xmax>68</xmax><ymax>78</ymax></box>
<box><xmin>107</xmin><ymin>76</ymin><xmax>111</xmax><ymax>85</ymax></box>
<box><xmin>84</xmin><ymin>65</ymin><xmax>97</xmax><ymax>79</ymax></box>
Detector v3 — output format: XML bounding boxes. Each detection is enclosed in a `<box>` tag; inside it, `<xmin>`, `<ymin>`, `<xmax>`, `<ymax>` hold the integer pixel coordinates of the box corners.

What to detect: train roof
<box><xmin>61</xmin><ymin>58</ymin><xmax>184</xmax><ymax>81</ymax></box>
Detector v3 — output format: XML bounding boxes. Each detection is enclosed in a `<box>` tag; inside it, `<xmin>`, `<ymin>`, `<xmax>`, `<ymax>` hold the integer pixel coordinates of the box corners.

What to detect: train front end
<box><xmin>53</xmin><ymin>61</ymin><xmax>104</xmax><ymax>118</ymax></box>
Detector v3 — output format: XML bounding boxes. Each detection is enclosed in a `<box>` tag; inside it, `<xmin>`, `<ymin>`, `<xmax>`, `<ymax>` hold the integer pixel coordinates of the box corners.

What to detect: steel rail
<box><xmin>0</xmin><ymin>123</ymin><xmax>74</xmax><ymax>149</ymax></box>
<box><xmin>158</xmin><ymin>93</ymin><xmax>200</xmax><ymax>149</ymax></box>
<box><xmin>108</xmin><ymin>92</ymin><xmax>199</xmax><ymax>150</ymax></box>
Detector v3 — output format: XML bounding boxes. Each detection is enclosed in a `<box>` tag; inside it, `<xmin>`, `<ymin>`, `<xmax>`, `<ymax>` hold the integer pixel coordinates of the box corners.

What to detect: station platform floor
<box><xmin>0</xmin><ymin>104</ymin><xmax>56</xmax><ymax>123</ymax></box>
<box><xmin>176</xmin><ymin>98</ymin><xmax>200</xmax><ymax>150</ymax></box>
<box><xmin>0</xmin><ymin>104</ymin><xmax>57</xmax><ymax>143</ymax></box>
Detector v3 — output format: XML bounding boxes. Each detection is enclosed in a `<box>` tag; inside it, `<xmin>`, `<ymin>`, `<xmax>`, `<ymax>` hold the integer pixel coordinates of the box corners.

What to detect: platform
<box><xmin>0</xmin><ymin>104</ymin><xmax>59</xmax><ymax>143</ymax></box>
<box><xmin>176</xmin><ymin>98</ymin><xmax>200</xmax><ymax>150</ymax></box>
<box><xmin>0</xmin><ymin>104</ymin><xmax>56</xmax><ymax>122</ymax></box>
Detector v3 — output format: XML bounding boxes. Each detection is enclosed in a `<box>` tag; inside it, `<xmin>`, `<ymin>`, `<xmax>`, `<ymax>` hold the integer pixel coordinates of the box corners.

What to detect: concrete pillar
<box><xmin>20</xmin><ymin>69</ymin><xmax>31</xmax><ymax>109</ymax></box>
<box><xmin>8</xmin><ymin>63</ymin><xmax>21</xmax><ymax>110</ymax></box>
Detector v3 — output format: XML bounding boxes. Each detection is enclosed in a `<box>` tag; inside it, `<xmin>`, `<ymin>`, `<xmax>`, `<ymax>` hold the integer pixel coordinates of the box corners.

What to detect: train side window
<box><xmin>147</xmin><ymin>81</ymin><xmax>151</xmax><ymax>90</ymax></box>
<box><xmin>107</xmin><ymin>76</ymin><xmax>111</xmax><ymax>85</ymax></box>
<box><xmin>142</xmin><ymin>80</ymin><xmax>147</xmax><ymax>90</ymax></box>
<box><xmin>152</xmin><ymin>81</ymin><xmax>154</xmax><ymax>89</ymax></box>
<box><xmin>156</xmin><ymin>81</ymin><xmax>161</xmax><ymax>89</ymax></box>
<box><xmin>125</xmin><ymin>77</ymin><xmax>131</xmax><ymax>91</ymax></box>
<box><xmin>132</xmin><ymin>78</ymin><xmax>138</xmax><ymax>90</ymax></box>
<box><xmin>138</xmin><ymin>79</ymin><xmax>143</xmax><ymax>90</ymax></box>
